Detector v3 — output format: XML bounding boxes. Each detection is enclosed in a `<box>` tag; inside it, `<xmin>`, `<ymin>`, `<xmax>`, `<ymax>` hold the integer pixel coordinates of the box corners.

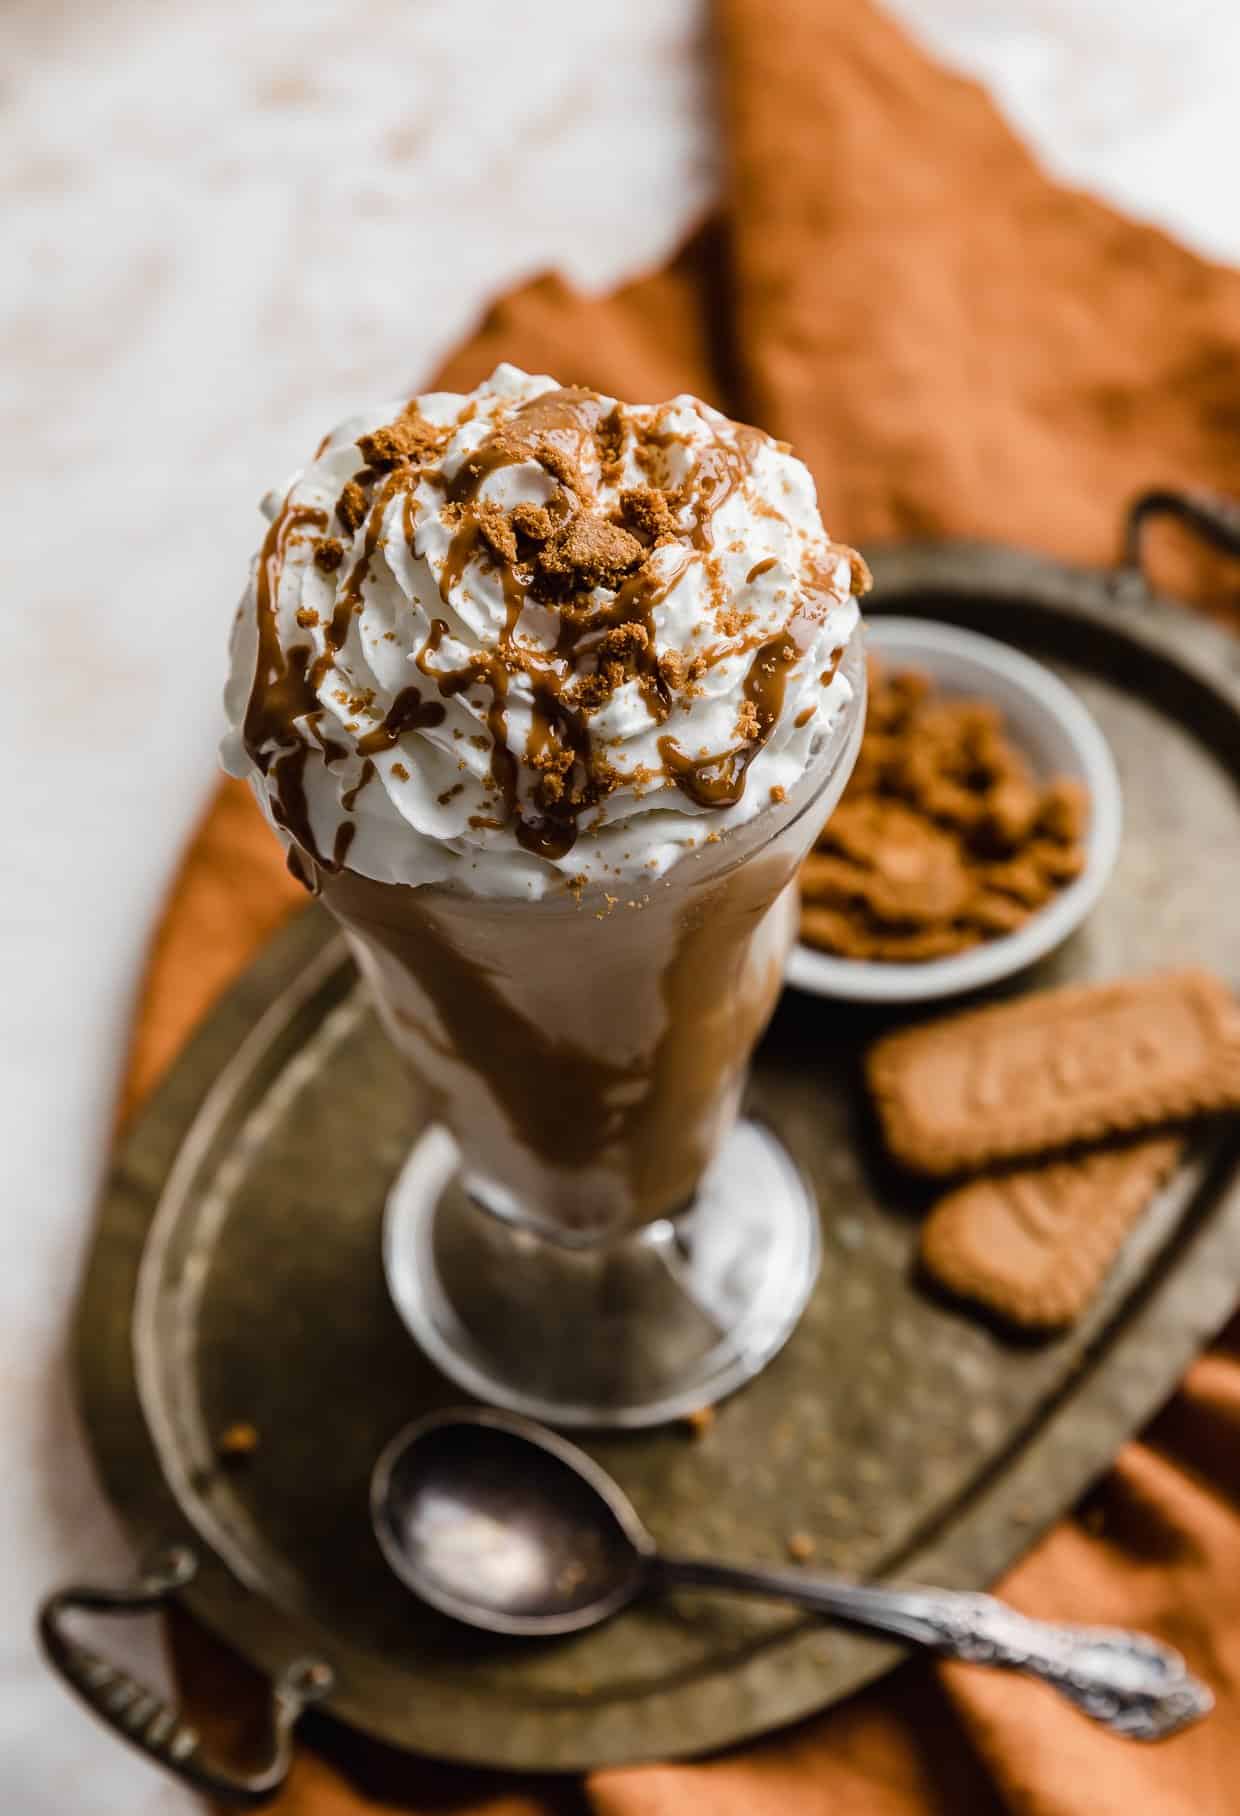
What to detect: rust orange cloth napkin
<box><xmin>120</xmin><ymin>0</ymin><xmax>1240</xmax><ymax>1809</ymax></box>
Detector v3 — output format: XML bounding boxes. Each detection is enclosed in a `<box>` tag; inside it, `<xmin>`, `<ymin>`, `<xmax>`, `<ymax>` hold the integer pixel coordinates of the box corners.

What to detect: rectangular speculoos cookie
<box><xmin>919</xmin><ymin>1136</ymin><xmax>1184</xmax><ymax>1330</ymax></box>
<box><xmin>867</xmin><ymin>969</ymin><xmax>1240</xmax><ymax>1177</ymax></box>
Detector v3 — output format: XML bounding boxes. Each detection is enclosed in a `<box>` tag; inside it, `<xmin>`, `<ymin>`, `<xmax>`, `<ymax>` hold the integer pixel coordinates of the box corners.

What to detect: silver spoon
<box><xmin>371</xmin><ymin>1408</ymin><xmax>1210</xmax><ymax>1742</ymax></box>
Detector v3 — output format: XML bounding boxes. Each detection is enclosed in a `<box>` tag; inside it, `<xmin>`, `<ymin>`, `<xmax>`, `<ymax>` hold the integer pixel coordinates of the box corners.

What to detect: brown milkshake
<box><xmin>315</xmin><ymin>673</ymin><xmax>861</xmax><ymax>1240</ymax></box>
<box><xmin>223</xmin><ymin>363</ymin><xmax>866</xmax><ymax>1419</ymax></box>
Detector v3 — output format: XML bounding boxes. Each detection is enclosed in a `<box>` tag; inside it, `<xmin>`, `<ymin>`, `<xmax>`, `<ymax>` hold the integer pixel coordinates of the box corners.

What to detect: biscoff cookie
<box><xmin>798</xmin><ymin>904</ymin><xmax>865</xmax><ymax>955</ymax></box>
<box><xmin>800</xmin><ymin>906</ymin><xmax>980</xmax><ymax>962</ymax></box>
<box><xmin>867</xmin><ymin>969</ymin><xmax>1240</xmax><ymax>1177</ymax></box>
<box><xmin>1027</xmin><ymin>840</ymin><xmax>1087</xmax><ymax>885</ymax></box>
<box><xmin>817</xmin><ymin>797</ymin><xmax>906</xmax><ymax>866</ymax></box>
<box><xmin>960</xmin><ymin>891</ymin><xmax>1031</xmax><ymax>936</ymax></box>
<box><xmin>976</xmin><ymin>776</ymin><xmax>1043</xmax><ymax>852</ymax></box>
<box><xmin>974</xmin><ymin>855</ymin><xmax>1057</xmax><ymax>910</ymax></box>
<box><xmin>861</xmin><ymin>925</ymin><xmax>984</xmax><ymax>962</ymax></box>
<box><xmin>920</xmin><ymin>1136</ymin><xmax>1184</xmax><ymax>1329</ymax></box>
<box><xmin>814</xmin><ymin>802</ymin><xmax>973</xmax><ymax>925</ymax></box>
<box><xmin>866</xmin><ymin>666</ymin><xmax>933</xmax><ymax>732</ymax></box>
<box><xmin>1036</xmin><ymin>778</ymin><xmax>1089</xmax><ymax>844</ymax></box>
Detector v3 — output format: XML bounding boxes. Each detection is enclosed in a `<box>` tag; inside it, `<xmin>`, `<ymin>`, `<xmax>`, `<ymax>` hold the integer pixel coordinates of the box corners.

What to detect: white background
<box><xmin>4</xmin><ymin>1</ymin><xmax>1239</xmax><ymax>1808</ymax></box>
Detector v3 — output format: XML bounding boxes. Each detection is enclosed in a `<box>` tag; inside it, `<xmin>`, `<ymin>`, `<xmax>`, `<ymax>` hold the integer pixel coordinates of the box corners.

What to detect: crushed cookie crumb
<box><xmin>475</xmin><ymin>499</ymin><xmax>518</xmax><ymax>564</ymax></box>
<box><xmin>217</xmin><ymin>1421</ymin><xmax>259</xmax><ymax>1463</ymax></box>
<box><xmin>683</xmin><ymin>1406</ymin><xmax>715</xmax><ymax>1437</ymax></box>
<box><xmin>357</xmin><ymin>415</ymin><xmax>445</xmax><ymax>469</ymax></box>
<box><xmin>595</xmin><ymin>405</ymin><xmax>627</xmax><ymax>483</ymax></box>
<box><xmin>716</xmin><ymin>602</ymin><xmax>755</xmax><ymax>638</ymax></box>
<box><xmin>391</xmin><ymin>762</ymin><xmax>410</xmax><ymax>782</ymax></box>
<box><xmin>613</xmin><ymin>485</ymin><xmax>677</xmax><ymax>546</ymax></box>
<box><xmin>567</xmin><ymin>662</ymin><xmax>624</xmax><ymax>713</ymax></box>
<box><xmin>295</xmin><ymin>607</ymin><xmax>319</xmax><ymax>628</ymax></box>
<box><xmin>537</xmin><ymin>512</ymin><xmax>644</xmax><ymax>590</ymax></box>
<box><xmin>336</xmin><ymin>480</ymin><xmax>368</xmax><ymax>534</ymax></box>
<box><xmin>735</xmin><ymin>700</ymin><xmax>761</xmax><ymax>740</ymax></box>
<box><xmin>599</xmin><ymin>622</ymin><xmax>649</xmax><ymax>656</ymax></box>
<box><xmin>313</xmin><ymin>537</ymin><xmax>345</xmax><ymax>572</ymax></box>
<box><xmin>769</xmin><ymin>784</ymin><xmax>787</xmax><ymax>804</ymax></box>
<box><xmin>658</xmin><ymin>649</ymin><xmax>687</xmax><ymax>690</ymax></box>
<box><xmin>847</xmin><ymin>549</ymin><xmax>873</xmax><ymax>596</ymax></box>
<box><xmin>588</xmin><ymin>755</ymin><xmax>624</xmax><ymax>799</ymax></box>
<box><xmin>529</xmin><ymin>745</ymin><xmax>574</xmax><ymax>804</ymax></box>
<box><xmin>529</xmin><ymin>433</ymin><xmax>583</xmax><ymax>492</ymax></box>
<box><xmin>511</xmin><ymin>502</ymin><xmax>554</xmax><ymax>543</ymax></box>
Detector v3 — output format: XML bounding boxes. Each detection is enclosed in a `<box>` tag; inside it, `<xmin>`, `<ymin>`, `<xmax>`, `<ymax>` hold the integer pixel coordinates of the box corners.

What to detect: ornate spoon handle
<box><xmin>659</xmin><ymin>1559</ymin><xmax>1211</xmax><ymax>1741</ymax></box>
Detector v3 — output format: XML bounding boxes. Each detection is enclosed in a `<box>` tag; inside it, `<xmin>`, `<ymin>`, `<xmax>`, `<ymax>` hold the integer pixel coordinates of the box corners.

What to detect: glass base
<box><xmin>382</xmin><ymin>1119</ymin><xmax>821</xmax><ymax>1429</ymax></box>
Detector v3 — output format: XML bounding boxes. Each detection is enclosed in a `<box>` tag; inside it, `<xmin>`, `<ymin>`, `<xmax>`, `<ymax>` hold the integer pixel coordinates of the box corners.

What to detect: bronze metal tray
<box><xmin>73</xmin><ymin>506</ymin><xmax>1240</xmax><ymax>1773</ymax></box>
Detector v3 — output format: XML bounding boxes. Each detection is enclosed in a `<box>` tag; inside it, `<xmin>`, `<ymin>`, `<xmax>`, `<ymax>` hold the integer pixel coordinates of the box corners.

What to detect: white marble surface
<box><xmin>3</xmin><ymin>2</ymin><xmax>1237</xmax><ymax>1809</ymax></box>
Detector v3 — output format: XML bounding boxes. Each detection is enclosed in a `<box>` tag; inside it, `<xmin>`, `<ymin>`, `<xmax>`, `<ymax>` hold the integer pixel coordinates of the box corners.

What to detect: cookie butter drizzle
<box><xmin>657</xmin><ymin>626</ymin><xmax>805</xmax><ymax>809</ymax></box>
<box><xmin>244</xmin><ymin>383</ymin><xmax>865</xmax><ymax>875</ymax></box>
<box><xmin>243</xmin><ymin>500</ymin><xmax>328</xmax><ymax>865</ymax></box>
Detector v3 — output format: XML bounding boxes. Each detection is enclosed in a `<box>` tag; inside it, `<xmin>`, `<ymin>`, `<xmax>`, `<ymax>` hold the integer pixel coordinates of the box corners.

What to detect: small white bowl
<box><xmin>785</xmin><ymin>617</ymin><xmax>1123</xmax><ymax>1004</ymax></box>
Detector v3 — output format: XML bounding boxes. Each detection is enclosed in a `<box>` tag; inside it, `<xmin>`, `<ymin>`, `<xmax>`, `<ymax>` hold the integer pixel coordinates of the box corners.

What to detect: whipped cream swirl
<box><xmin>222</xmin><ymin>363</ymin><xmax>866</xmax><ymax>898</ymax></box>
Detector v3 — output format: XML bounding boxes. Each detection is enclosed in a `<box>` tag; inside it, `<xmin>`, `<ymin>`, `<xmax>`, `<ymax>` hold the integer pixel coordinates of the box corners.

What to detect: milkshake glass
<box><xmin>224</xmin><ymin>365</ymin><xmax>867</xmax><ymax>1424</ymax></box>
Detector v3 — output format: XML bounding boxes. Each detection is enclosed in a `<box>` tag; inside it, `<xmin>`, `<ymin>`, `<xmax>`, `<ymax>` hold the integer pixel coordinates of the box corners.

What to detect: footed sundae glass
<box><xmin>223</xmin><ymin>363</ymin><xmax>866</xmax><ymax>1426</ymax></box>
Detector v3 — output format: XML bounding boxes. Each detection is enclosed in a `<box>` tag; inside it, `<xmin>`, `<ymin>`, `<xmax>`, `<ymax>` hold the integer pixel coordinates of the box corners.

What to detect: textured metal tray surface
<box><xmin>77</xmin><ymin>543</ymin><xmax>1240</xmax><ymax>1771</ymax></box>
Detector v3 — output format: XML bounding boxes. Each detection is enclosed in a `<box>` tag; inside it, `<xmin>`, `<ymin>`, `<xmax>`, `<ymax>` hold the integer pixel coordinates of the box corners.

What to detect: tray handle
<box><xmin>38</xmin><ymin>1545</ymin><xmax>333</xmax><ymax>1807</ymax></box>
<box><xmin>1120</xmin><ymin>487</ymin><xmax>1240</xmax><ymax>589</ymax></box>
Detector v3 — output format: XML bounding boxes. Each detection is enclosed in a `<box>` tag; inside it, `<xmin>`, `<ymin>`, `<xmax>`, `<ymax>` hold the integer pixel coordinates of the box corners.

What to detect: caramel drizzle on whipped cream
<box><xmin>244</xmin><ymin>500</ymin><xmax>329</xmax><ymax>864</ymax></box>
<box><xmin>243</xmin><ymin>385</ymin><xmax>861</xmax><ymax>869</ymax></box>
<box><xmin>658</xmin><ymin>623</ymin><xmax>808</xmax><ymax>810</ymax></box>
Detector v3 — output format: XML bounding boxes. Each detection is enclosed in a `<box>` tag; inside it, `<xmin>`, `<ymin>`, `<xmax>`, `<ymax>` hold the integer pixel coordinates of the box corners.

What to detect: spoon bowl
<box><xmin>371</xmin><ymin>1409</ymin><xmax>652</xmax><ymax>1635</ymax></box>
